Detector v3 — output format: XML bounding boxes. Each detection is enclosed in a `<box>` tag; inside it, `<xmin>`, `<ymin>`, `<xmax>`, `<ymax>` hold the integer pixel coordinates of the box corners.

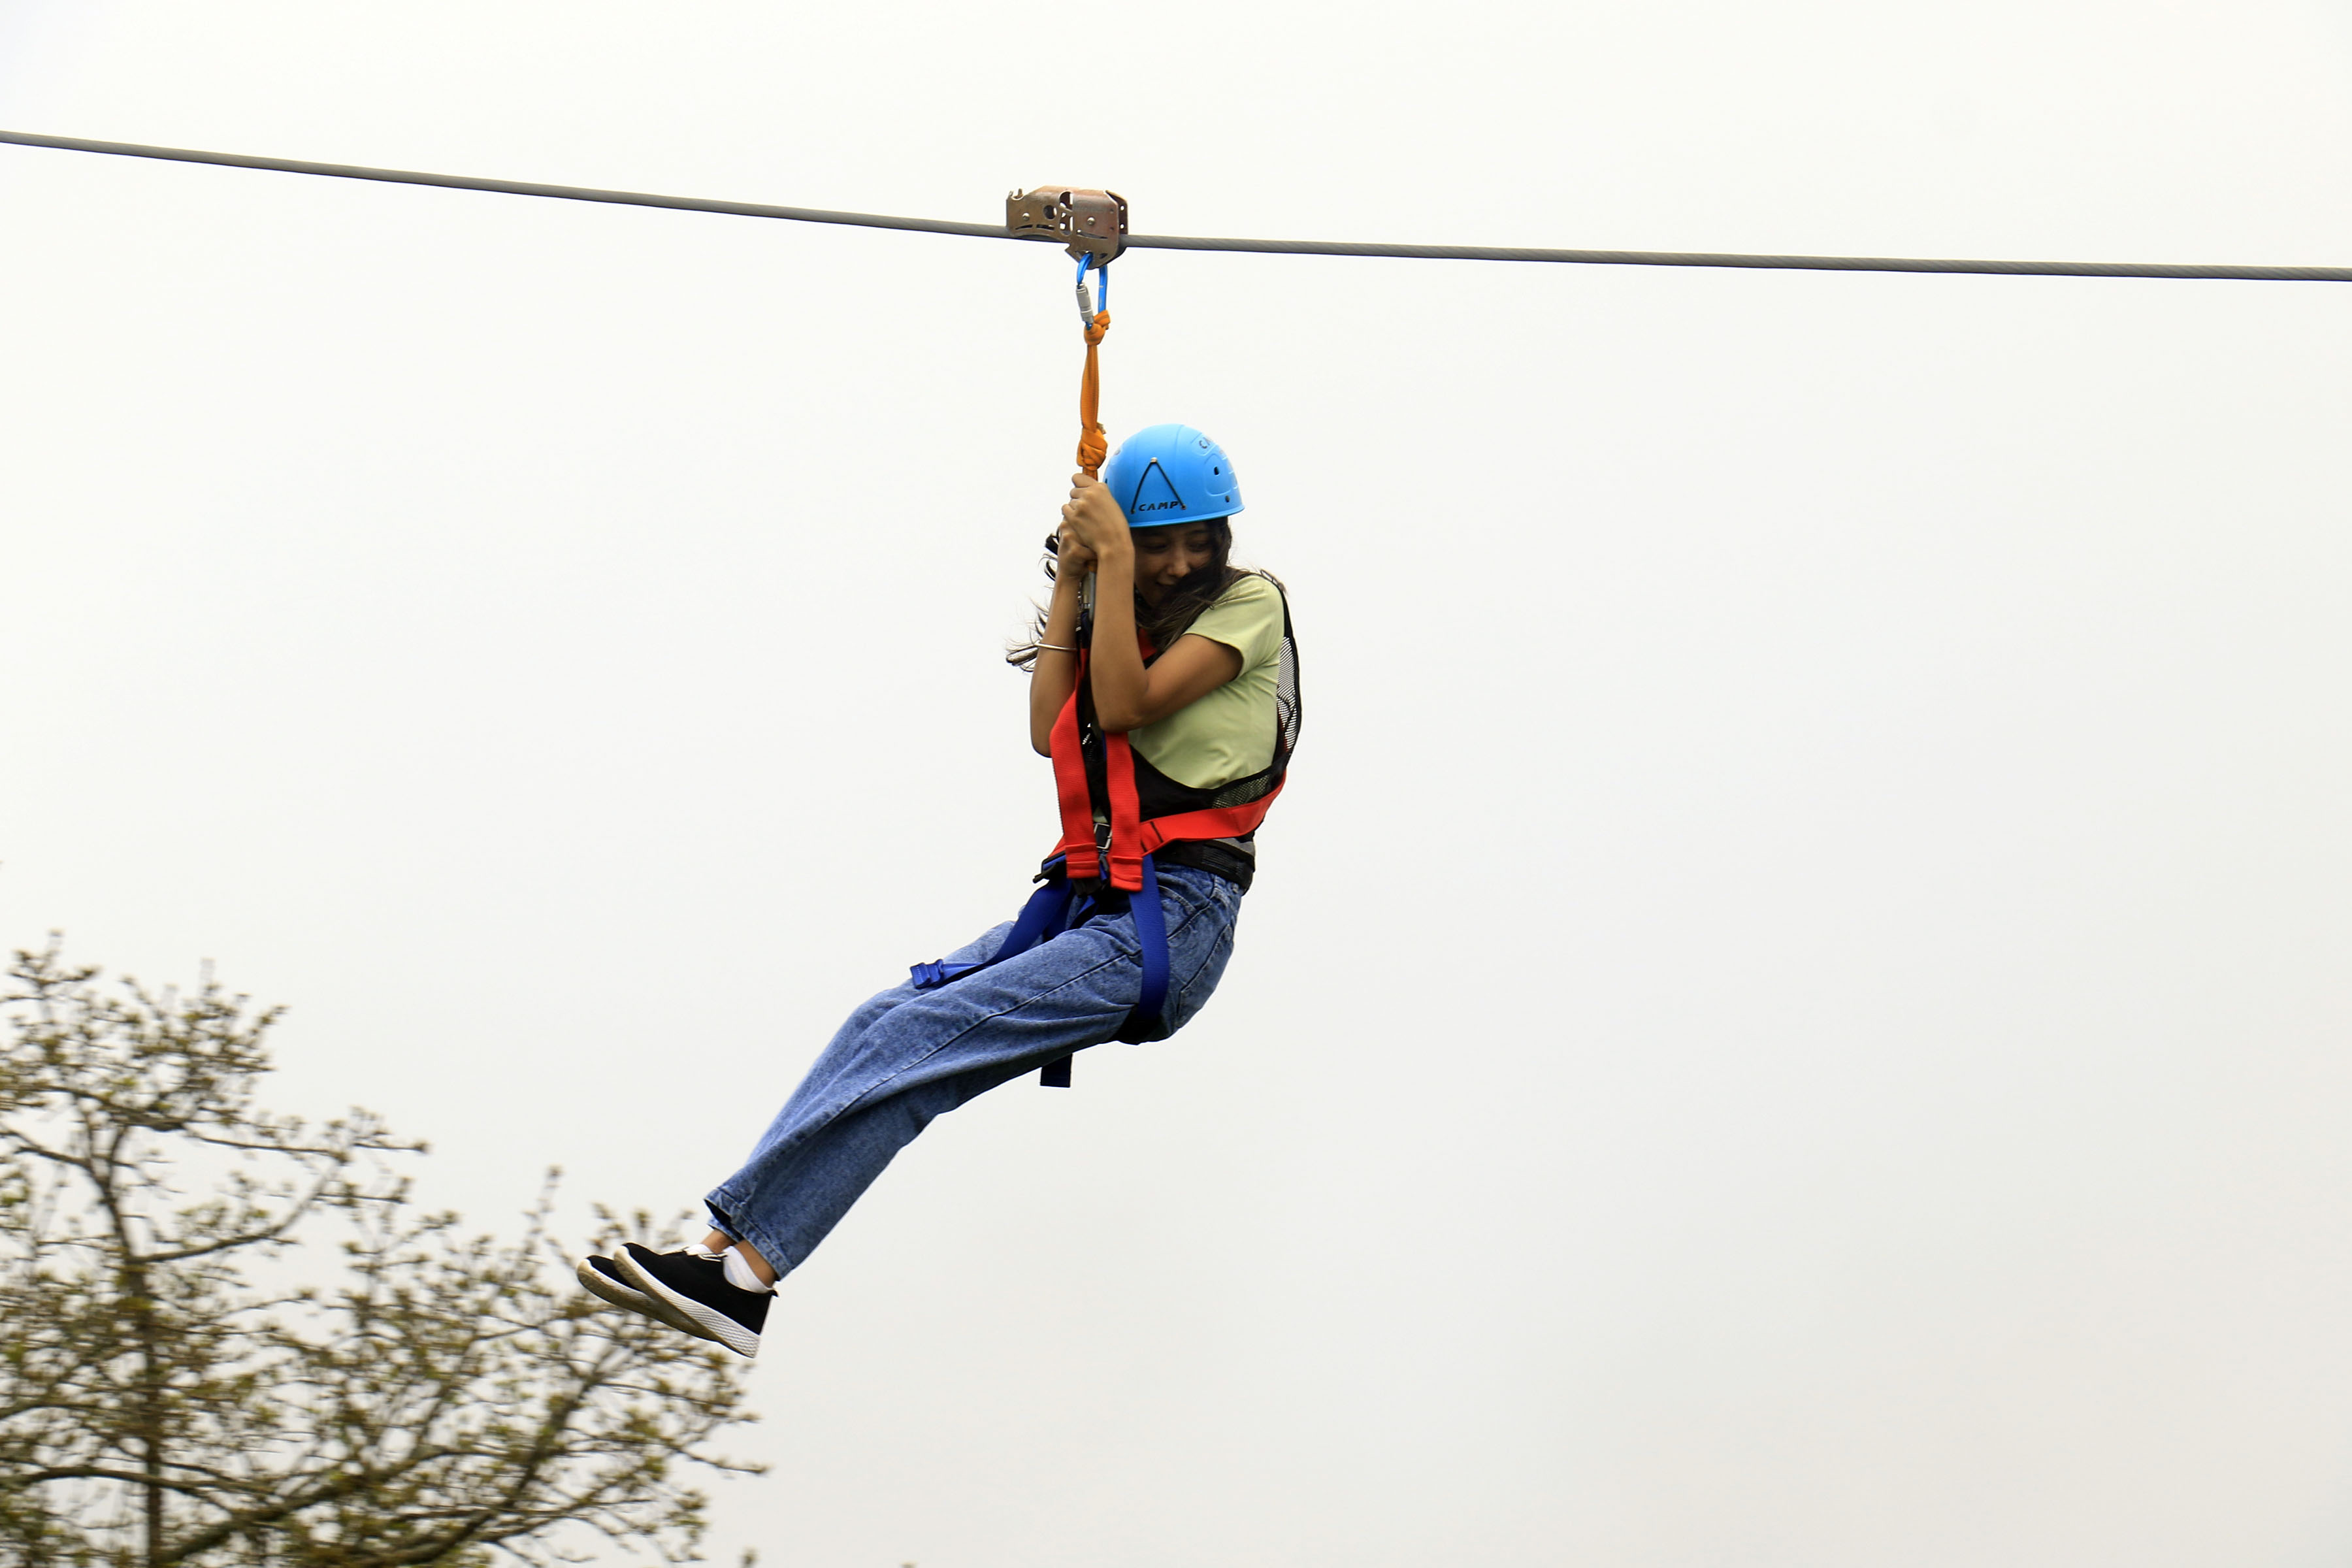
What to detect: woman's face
<box><xmin>1130</xmin><ymin>524</ymin><xmax>1218</xmax><ymax>604</ymax></box>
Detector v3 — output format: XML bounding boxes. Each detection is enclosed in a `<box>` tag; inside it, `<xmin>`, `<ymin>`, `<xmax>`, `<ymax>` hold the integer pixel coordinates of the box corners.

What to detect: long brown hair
<box><xmin>1006</xmin><ymin>518</ymin><xmax>1249</xmax><ymax>670</ymax></box>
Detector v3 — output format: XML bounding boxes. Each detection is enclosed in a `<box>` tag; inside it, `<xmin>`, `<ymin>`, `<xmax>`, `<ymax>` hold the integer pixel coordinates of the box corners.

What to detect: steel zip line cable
<box><xmin>7</xmin><ymin>128</ymin><xmax>2351</xmax><ymax>284</ymax></box>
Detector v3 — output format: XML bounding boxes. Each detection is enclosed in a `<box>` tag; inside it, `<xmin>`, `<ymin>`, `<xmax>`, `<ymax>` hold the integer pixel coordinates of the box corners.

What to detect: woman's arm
<box><xmin>1028</xmin><ymin>545</ymin><xmax>1090</xmax><ymax>756</ymax></box>
<box><xmin>1062</xmin><ymin>474</ymin><xmax>1245</xmax><ymax>734</ymax></box>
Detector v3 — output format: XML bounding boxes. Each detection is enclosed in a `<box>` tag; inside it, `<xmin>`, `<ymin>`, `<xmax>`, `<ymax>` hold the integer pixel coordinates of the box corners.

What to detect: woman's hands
<box><xmin>1055</xmin><ymin>523</ymin><xmax>1096</xmax><ymax>576</ymax></box>
<box><xmin>1031</xmin><ymin>468</ymin><xmax>1241</xmax><ymax>747</ymax></box>
<box><xmin>1058</xmin><ymin>471</ymin><xmax>1129</xmax><ymax>575</ymax></box>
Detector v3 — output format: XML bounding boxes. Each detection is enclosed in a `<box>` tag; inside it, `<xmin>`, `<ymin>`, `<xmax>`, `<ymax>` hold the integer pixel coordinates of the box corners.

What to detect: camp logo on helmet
<box><xmin>1102</xmin><ymin>422</ymin><xmax>1243</xmax><ymax>527</ymax></box>
<box><xmin>1126</xmin><ymin>459</ymin><xmax>1190</xmax><ymax>515</ymax></box>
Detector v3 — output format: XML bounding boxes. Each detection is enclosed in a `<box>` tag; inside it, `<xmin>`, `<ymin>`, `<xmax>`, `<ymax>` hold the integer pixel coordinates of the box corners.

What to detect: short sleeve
<box><xmin>1179</xmin><ymin>574</ymin><xmax>1283</xmax><ymax>670</ymax></box>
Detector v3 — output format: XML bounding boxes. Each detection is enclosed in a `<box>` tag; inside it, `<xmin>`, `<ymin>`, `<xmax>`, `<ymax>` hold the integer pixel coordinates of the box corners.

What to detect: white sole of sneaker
<box><xmin>574</xmin><ymin>1254</ymin><xmax>674</xmax><ymax>1320</ymax></box>
<box><xmin>583</xmin><ymin>1254</ymin><xmax>723</xmax><ymax>1347</ymax></box>
<box><xmin>613</xmin><ymin>1248</ymin><xmax>762</xmax><ymax>1359</ymax></box>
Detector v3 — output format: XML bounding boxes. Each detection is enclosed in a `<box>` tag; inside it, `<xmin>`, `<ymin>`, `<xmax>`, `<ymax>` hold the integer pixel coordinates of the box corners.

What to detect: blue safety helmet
<box><xmin>1100</xmin><ymin>423</ymin><xmax>1244</xmax><ymax>529</ymax></box>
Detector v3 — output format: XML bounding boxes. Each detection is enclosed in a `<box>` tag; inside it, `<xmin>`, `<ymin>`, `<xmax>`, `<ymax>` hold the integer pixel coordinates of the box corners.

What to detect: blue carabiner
<box><xmin>1074</xmin><ymin>252</ymin><xmax>1109</xmax><ymax>325</ymax></box>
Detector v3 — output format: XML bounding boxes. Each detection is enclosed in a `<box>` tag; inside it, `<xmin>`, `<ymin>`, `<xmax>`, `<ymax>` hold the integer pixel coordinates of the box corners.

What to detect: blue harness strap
<box><xmin>909</xmin><ymin>872</ymin><xmax>1073</xmax><ymax>990</ymax></box>
<box><xmin>908</xmin><ymin>853</ymin><xmax>1171</xmax><ymax>1087</ymax></box>
<box><xmin>1132</xmin><ymin>851</ymin><xmax>1169</xmax><ymax>1023</ymax></box>
<box><xmin>908</xmin><ymin>875</ymin><xmax>1072</xmax><ymax>990</ymax></box>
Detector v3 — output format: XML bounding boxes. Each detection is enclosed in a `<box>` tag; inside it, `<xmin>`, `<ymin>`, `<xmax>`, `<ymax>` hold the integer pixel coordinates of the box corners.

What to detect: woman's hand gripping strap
<box><xmin>1075</xmin><ymin>253</ymin><xmax>1111</xmax><ymax>476</ymax></box>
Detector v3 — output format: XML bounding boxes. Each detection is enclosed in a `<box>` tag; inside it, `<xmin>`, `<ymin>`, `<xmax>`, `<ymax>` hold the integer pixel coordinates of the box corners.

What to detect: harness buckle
<box><xmin>1005</xmin><ymin>186</ymin><xmax>1128</xmax><ymax>262</ymax></box>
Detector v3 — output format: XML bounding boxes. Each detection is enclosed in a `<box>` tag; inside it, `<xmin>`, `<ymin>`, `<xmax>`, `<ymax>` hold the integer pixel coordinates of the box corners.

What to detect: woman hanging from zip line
<box><xmin>575</xmin><ymin>424</ymin><xmax>1299</xmax><ymax>1358</ymax></box>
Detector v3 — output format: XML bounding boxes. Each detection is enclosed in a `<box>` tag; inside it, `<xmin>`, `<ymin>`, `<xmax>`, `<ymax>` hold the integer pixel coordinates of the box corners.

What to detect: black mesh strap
<box><xmin>1151</xmin><ymin>838</ymin><xmax>1256</xmax><ymax>891</ymax></box>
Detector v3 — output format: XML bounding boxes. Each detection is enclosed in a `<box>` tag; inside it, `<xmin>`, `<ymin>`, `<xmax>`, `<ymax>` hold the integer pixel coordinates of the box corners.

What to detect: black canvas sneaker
<box><xmin>612</xmin><ymin>1242</ymin><xmax>768</xmax><ymax>1358</ymax></box>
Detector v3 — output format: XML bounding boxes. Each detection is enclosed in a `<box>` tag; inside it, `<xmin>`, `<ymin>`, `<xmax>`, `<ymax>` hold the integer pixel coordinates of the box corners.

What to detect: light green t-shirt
<box><xmin>1131</xmin><ymin>573</ymin><xmax>1286</xmax><ymax>791</ymax></box>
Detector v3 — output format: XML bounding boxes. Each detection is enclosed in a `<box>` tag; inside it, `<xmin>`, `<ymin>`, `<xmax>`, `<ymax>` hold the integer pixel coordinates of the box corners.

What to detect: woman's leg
<box><xmin>699</xmin><ymin>916</ymin><xmax>1013</xmax><ymax>1252</ymax></box>
<box><xmin>704</xmin><ymin>866</ymin><xmax>1241</xmax><ymax>1284</ymax></box>
<box><xmin>692</xmin><ymin>951</ymin><xmax>992</xmax><ymax>1279</ymax></box>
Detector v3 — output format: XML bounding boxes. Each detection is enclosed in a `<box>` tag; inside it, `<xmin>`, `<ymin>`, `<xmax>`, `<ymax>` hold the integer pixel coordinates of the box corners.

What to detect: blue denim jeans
<box><xmin>705</xmin><ymin>864</ymin><xmax>1243</xmax><ymax>1280</ymax></box>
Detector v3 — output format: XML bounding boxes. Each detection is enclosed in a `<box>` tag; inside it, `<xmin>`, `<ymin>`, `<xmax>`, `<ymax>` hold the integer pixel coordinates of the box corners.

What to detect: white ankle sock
<box><xmin>685</xmin><ymin>1242</ymin><xmax>723</xmax><ymax>1261</ymax></box>
<box><xmin>721</xmin><ymin>1246</ymin><xmax>776</xmax><ymax>1294</ymax></box>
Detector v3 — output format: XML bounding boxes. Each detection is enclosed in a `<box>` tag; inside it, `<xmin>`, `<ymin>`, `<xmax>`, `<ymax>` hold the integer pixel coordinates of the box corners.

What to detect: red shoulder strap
<box><xmin>1047</xmin><ymin>644</ymin><xmax>1145</xmax><ymax>890</ymax></box>
<box><xmin>1048</xmin><ymin>652</ymin><xmax>1102</xmax><ymax>881</ymax></box>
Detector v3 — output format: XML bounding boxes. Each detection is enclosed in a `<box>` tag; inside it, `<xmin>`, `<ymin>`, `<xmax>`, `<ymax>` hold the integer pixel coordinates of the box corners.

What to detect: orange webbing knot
<box><xmin>1077</xmin><ymin>308</ymin><xmax>1111</xmax><ymax>476</ymax></box>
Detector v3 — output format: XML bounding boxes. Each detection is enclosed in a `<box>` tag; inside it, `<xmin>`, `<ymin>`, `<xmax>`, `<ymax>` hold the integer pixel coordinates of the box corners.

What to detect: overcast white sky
<box><xmin>5</xmin><ymin>3</ymin><xmax>2352</xmax><ymax>1564</ymax></box>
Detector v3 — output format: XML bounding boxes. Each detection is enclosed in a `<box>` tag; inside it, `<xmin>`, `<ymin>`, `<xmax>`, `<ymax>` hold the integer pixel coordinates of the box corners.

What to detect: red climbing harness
<box><xmin>908</xmin><ymin>587</ymin><xmax>1298</xmax><ymax>1080</ymax></box>
<box><xmin>1046</xmin><ymin>634</ymin><xmax>1289</xmax><ymax>894</ymax></box>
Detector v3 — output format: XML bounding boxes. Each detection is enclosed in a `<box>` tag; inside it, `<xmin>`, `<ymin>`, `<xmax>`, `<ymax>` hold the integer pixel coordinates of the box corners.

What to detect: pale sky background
<box><xmin>5</xmin><ymin>3</ymin><xmax>2352</xmax><ymax>1564</ymax></box>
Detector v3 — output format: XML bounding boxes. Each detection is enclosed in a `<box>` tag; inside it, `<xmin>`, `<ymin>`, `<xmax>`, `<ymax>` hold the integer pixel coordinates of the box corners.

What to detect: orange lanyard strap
<box><xmin>1075</xmin><ymin>253</ymin><xmax>1111</xmax><ymax>476</ymax></box>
